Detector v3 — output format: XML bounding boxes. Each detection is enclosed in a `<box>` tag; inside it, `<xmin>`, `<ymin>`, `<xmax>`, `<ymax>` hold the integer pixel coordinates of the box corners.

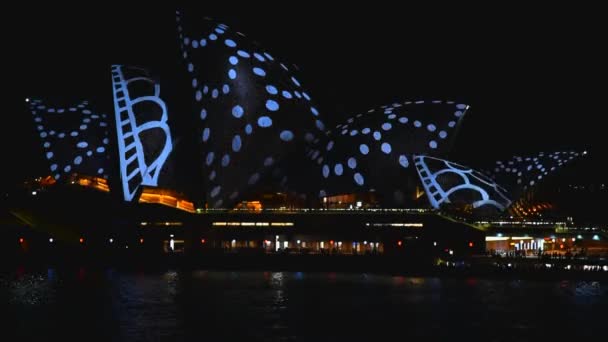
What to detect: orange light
<box><xmin>201</xmin><ymin>239</ymin><xmax>206</xmax><ymax>244</ymax></box>
<box><xmin>19</xmin><ymin>238</ymin><xmax>24</xmax><ymax>244</ymax></box>
<box><xmin>469</xmin><ymin>242</ymin><xmax>474</xmax><ymax>247</ymax></box>
<box><xmin>139</xmin><ymin>238</ymin><xmax>144</xmax><ymax>244</ymax></box>
<box><xmin>330</xmin><ymin>240</ymin><xmax>334</xmax><ymax>244</ymax></box>
<box><xmin>397</xmin><ymin>241</ymin><xmax>402</xmax><ymax>246</ymax></box>
<box><xmin>79</xmin><ymin>238</ymin><xmax>84</xmax><ymax>244</ymax></box>
<box><xmin>560</xmin><ymin>244</ymin><xmax>564</xmax><ymax>249</ymax></box>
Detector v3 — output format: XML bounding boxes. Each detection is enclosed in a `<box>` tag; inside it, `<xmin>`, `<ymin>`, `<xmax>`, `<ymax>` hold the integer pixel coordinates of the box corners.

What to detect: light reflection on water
<box><xmin>1</xmin><ymin>268</ymin><xmax>607</xmax><ymax>341</ymax></box>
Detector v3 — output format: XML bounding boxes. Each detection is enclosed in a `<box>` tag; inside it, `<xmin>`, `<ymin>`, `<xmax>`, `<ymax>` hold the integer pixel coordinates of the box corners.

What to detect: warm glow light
<box><xmin>201</xmin><ymin>239</ymin><xmax>205</xmax><ymax>244</ymax></box>
<box><xmin>468</xmin><ymin>242</ymin><xmax>474</xmax><ymax>247</ymax></box>
<box><xmin>79</xmin><ymin>238</ymin><xmax>84</xmax><ymax>244</ymax></box>
<box><xmin>397</xmin><ymin>241</ymin><xmax>402</xmax><ymax>246</ymax></box>
<box><xmin>330</xmin><ymin>240</ymin><xmax>334</xmax><ymax>244</ymax></box>
<box><xmin>140</xmin><ymin>238</ymin><xmax>144</xmax><ymax>244</ymax></box>
<box><xmin>485</xmin><ymin>237</ymin><xmax>509</xmax><ymax>241</ymax></box>
<box><xmin>19</xmin><ymin>238</ymin><xmax>24</xmax><ymax>244</ymax></box>
<box><xmin>72</xmin><ymin>175</ymin><xmax>110</xmax><ymax>193</ymax></box>
<box><xmin>138</xmin><ymin>188</ymin><xmax>195</xmax><ymax>213</ymax></box>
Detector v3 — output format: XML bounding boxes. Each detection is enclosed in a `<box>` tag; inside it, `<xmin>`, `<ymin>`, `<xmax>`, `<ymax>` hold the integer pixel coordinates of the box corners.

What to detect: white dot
<box><xmin>354</xmin><ymin>173</ymin><xmax>364</xmax><ymax>186</ymax></box>
<box><xmin>232</xmin><ymin>105</ymin><xmax>244</xmax><ymax>118</ymax></box>
<box><xmin>211</xmin><ymin>186</ymin><xmax>221</xmax><ymax>198</ymax></box>
<box><xmin>334</xmin><ymin>164</ymin><xmax>343</xmax><ymax>176</ymax></box>
<box><xmin>228</xmin><ymin>69</ymin><xmax>237</xmax><ymax>79</ymax></box>
<box><xmin>381</xmin><ymin>143</ymin><xmax>392</xmax><ymax>154</ymax></box>
<box><xmin>399</xmin><ymin>155</ymin><xmax>409</xmax><ymax>168</ymax></box>
<box><xmin>359</xmin><ymin>144</ymin><xmax>369</xmax><ymax>155</ymax></box>
<box><xmin>206</xmin><ymin>152</ymin><xmax>215</xmax><ymax>166</ymax></box>
<box><xmin>221</xmin><ymin>154</ymin><xmax>230</xmax><ymax>167</ymax></box>
<box><xmin>279</xmin><ymin>130</ymin><xmax>294</xmax><ymax>141</ymax></box>
<box><xmin>232</xmin><ymin>135</ymin><xmax>242</xmax><ymax>152</ymax></box>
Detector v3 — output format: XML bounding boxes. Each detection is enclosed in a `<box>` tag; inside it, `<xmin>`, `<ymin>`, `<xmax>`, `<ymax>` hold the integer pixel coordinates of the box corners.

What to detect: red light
<box><xmin>19</xmin><ymin>238</ymin><xmax>24</xmax><ymax>244</ymax></box>
<box><xmin>560</xmin><ymin>244</ymin><xmax>564</xmax><ymax>249</ymax></box>
<box><xmin>397</xmin><ymin>241</ymin><xmax>402</xmax><ymax>246</ymax></box>
<box><xmin>444</xmin><ymin>248</ymin><xmax>449</xmax><ymax>252</ymax></box>
<box><xmin>201</xmin><ymin>239</ymin><xmax>206</xmax><ymax>244</ymax></box>
<box><xmin>330</xmin><ymin>240</ymin><xmax>334</xmax><ymax>244</ymax></box>
<box><xmin>139</xmin><ymin>238</ymin><xmax>144</xmax><ymax>244</ymax></box>
<box><xmin>469</xmin><ymin>242</ymin><xmax>474</xmax><ymax>247</ymax></box>
<box><xmin>79</xmin><ymin>238</ymin><xmax>84</xmax><ymax>244</ymax></box>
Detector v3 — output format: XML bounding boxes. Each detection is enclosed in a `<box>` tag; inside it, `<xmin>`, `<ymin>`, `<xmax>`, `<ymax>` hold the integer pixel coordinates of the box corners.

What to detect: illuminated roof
<box><xmin>315</xmin><ymin>101</ymin><xmax>469</xmax><ymax>201</ymax></box>
<box><xmin>486</xmin><ymin>151</ymin><xmax>584</xmax><ymax>196</ymax></box>
<box><xmin>111</xmin><ymin>65</ymin><xmax>173</xmax><ymax>202</ymax></box>
<box><xmin>414</xmin><ymin>155</ymin><xmax>512</xmax><ymax>212</ymax></box>
<box><xmin>175</xmin><ymin>12</ymin><xmax>326</xmax><ymax>208</ymax></box>
<box><xmin>27</xmin><ymin>10</ymin><xmax>586</xmax><ymax>213</ymax></box>
<box><xmin>27</xmin><ymin>98</ymin><xmax>111</xmax><ymax>181</ymax></box>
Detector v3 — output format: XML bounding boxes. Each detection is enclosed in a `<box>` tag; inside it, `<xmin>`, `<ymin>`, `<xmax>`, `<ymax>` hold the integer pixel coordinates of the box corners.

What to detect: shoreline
<box><xmin>3</xmin><ymin>254</ymin><xmax>607</xmax><ymax>281</ymax></box>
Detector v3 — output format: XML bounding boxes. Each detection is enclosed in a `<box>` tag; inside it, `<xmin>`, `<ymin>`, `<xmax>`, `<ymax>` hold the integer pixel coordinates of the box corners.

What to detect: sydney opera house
<box><xmin>10</xmin><ymin>10</ymin><xmax>603</xmax><ymax>259</ymax></box>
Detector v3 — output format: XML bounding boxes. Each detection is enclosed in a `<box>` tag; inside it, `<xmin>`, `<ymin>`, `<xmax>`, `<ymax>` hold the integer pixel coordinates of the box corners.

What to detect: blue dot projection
<box><xmin>318</xmin><ymin>100</ymin><xmax>469</xmax><ymax>205</ymax></box>
<box><xmin>413</xmin><ymin>155</ymin><xmax>512</xmax><ymax>212</ymax></box>
<box><xmin>484</xmin><ymin>151</ymin><xmax>585</xmax><ymax>196</ymax></box>
<box><xmin>111</xmin><ymin>65</ymin><xmax>173</xmax><ymax>202</ymax></box>
<box><xmin>176</xmin><ymin>12</ymin><xmax>327</xmax><ymax>208</ymax></box>
<box><xmin>27</xmin><ymin>98</ymin><xmax>111</xmax><ymax>182</ymax></box>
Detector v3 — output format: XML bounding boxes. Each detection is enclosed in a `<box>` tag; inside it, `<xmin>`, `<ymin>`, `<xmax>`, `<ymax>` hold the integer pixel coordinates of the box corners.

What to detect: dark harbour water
<box><xmin>1</xmin><ymin>268</ymin><xmax>607</xmax><ymax>341</ymax></box>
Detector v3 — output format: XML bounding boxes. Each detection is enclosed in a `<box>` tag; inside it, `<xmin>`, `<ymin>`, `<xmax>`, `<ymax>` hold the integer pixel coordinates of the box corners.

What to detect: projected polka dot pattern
<box><xmin>27</xmin><ymin>98</ymin><xmax>111</xmax><ymax>182</ymax></box>
<box><xmin>486</xmin><ymin>151</ymin><xmax>584</xmax><ymax>194</ymax></box>
<box><xmin>176</xmin><ymin>13</ymin><xmax>328</xmax><ymax>207</ymax></box>
<box><xmin>317</xmin><ymin>100</ymin><xmax>469</xmax><ymax>197</ymax></box>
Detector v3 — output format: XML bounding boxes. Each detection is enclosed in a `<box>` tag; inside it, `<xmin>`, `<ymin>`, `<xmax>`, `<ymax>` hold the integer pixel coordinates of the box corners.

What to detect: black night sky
<box><xmin>8</xmin><ymin>5</ymin><xmax>606</xmax><ymax>188</ymax></box>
